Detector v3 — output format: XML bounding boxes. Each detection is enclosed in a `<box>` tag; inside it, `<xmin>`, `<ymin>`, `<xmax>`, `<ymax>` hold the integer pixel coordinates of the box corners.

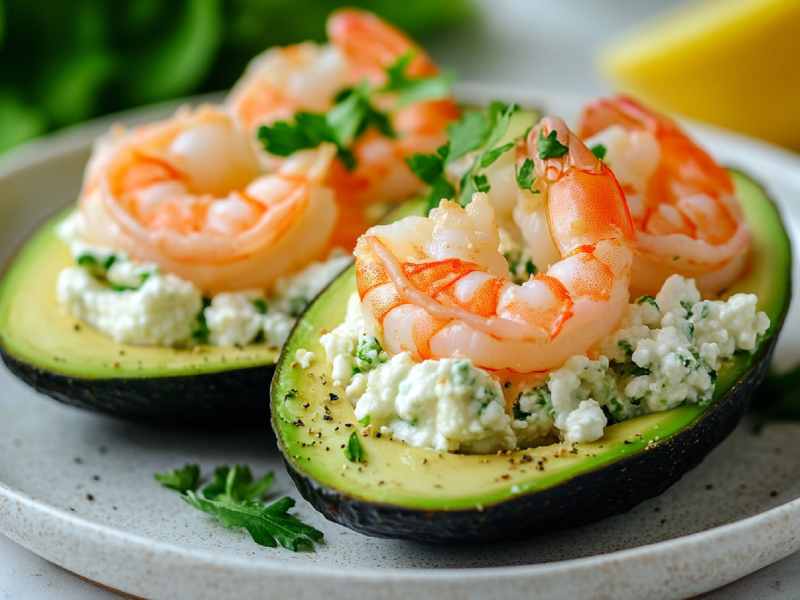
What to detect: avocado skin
<box><xmin>0</xmin><ymin>347</ymin><xmax>273</xmax><ymax>429</ymax></box>
<box><xmin>281</xmin><ymin>338</ymin><xmax>775</xmax><ymax>543</ymax></box>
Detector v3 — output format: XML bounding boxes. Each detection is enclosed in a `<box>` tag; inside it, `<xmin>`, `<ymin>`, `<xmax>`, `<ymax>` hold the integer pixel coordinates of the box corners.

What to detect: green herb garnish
<box><xmin>344</xmin><ymin>431</ymin><xmax>366</xmax><ymax>463</ymax></box>
<box><xmin>183</xmin><ymin>493</ymin><xmax>323</xmax><ymax>551</ymax></box>
<box><xmin>157</xmin><ymin>464</ymin><xmax>323</xmax><ymax>551</ymax></box>
<box><xmin>406</xmin><ymin>101</ymin><xmax>521</xmax><ymax>211</ymax></box>
<box><xmin>515</xmin><ymin>157</ymin><xmax>538</xmax><ymax>193</ymax></box>
<box><xmin>259</xmin><ymin>52</ymin><xmax>451</xmax><ymax>172</ymax></box>
<box><xmin>590</xmin><ymin>143</ymin><xmax>607</xmax><ymax>160</ymax></box>
<box><xmin>636</xmin><ymin>296</ymin><xmax>661</xmax><ymax>312</ymax></box>
<box><xmin>154</xmin><ymin>464</ymin><xmax>200</xmax><ymax>493</ymax></box>
<box><xmin>538</xmin><ymin>129</ymin><xmax>569</xmax><ymax>159</ymax></box>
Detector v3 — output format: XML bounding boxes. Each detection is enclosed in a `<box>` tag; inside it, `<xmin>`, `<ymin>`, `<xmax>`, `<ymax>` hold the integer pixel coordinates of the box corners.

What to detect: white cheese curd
<box><xmin>353</xmin><ymin>352</ymin><xmax>515</xmax><ymax>453</ymax></box>
<box><xmin>57</xmin><ymin>267</ymin><xmax>202</xmax><ymax>346</ymax></box>
<box><xmin>55</xmin><ymin>211</ymin><xmax>352</xmax><ymax>348</ymax></box>
<box><xmin>270</xmin><ymin>251</ymin><xmax>352</xmax><ymax>316</ymax></box>
<box><xmin>321</xmin><ymin>276</ymin><xmax>770</xmax><ymax>454</ymax></box>
<box><xmin>261</xmin><ymin>311</ymin><xmax>295</xmax><ymax>347</ymax></box>
<box><xmin>204</xmin><ymin>291</ymin><xmax>265</xmax><ymax>346</ymax></box>
<box><xmin>295</xmin><ymin>348</ymin><xmax>315</xmax><ymax>369</ymax></box>
<box><xmin>563</xmin><ymin>400</ymin><xmax>607</xmax><ymax>444</ymax></box>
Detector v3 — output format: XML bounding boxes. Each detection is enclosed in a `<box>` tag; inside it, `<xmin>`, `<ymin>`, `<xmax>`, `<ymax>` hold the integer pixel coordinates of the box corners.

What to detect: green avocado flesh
<box><xmin>272</xmin><ymin>170</ymin><xmax>790</xmax><ymax>537</ymax></box>
<box><xmin>0</xmin><ymin>209</ymin><xmax>280</xmax><ymax>426</ymax></box>
<box><xmin>0</xmin><ymin>209</ymin><xmax>280</xmax><ymax>378</ymax></box>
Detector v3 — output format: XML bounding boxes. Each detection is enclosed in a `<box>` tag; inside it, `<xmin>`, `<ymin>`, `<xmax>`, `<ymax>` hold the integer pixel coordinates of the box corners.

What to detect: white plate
<box><xmin>0</xmin><ymin>88</ymin><xmax>799</xmax><ymax>600</ymax></box>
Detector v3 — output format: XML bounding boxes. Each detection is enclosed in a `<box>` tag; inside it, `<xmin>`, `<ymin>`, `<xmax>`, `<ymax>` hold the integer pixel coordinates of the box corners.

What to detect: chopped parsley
<box><xmin>154</xmin><ymin>464</ymin><xmax>200</xmax><ymax>493</ymax></box>
<box><xmin>590</xmin><ymin>143</ymin><xmax>607</xmax><ymax>160</ymax></box>
<box><xmin>406</xmin><ymin>101</ymin><xmax>521</xmax><ymax>211</ymax></box>
<box><xmin>201</xmin><ymin>465</ymin><xmax>275</xmax><ymax>505</ymax></box>
<box><xmin>191</xmin><ymin>297</ymin><xmax>212</xmax><ymax>344</ymax></box>
<box><xmin>156</xmin><ymin>464</ymin><xmax>323</xmax><ymax>551</ymax></box>
<box><xmin>636</xmin><ymin>295</ymin><xmax>661</xmax><ymax>312</ymax></box>
<box><xmin>258</xmin><ymin>52</ymin><xmax>452</xmax><ymax>172</ymax></box>
<box><xmin>537</xmin><ymin>129</ymin><xmax>569</xmax><ymax>160</ymax></box>
<box><xmin>512</xmin><ymin>396</ymin><xmax>532</xmax><ymax>420</ymax></box>
<box><xmin>381</xmin><ymin>51</ymin><xmax>456</xmax><ymax>107</ymax></box>
<box><xmin>344</xmin><ymin>431</ymin><xmax>366</xmax><ymax>463</ymax></box>
<box><xmin>680</xmin><ymin>300</ymin><xmax>694</xmax><ymax>318</ymax></box>
<box><xmin>252</xmin><ymin>298</ymin><xmax>268</xmax><ymax>314</ymax></box>
<box><xmin>357</xmin><ymin>414</ymin><xmax>371</xmax><ymax>426</ymax></box>
<box><xmin>515</xmin><ymin>157</ymin><xmax>538</xmax><ymax>193</ymax></box>
<box><xmin>618</xmin><ymin>340</ymin><xmax>634</xmax><ymax>357</ymax></box>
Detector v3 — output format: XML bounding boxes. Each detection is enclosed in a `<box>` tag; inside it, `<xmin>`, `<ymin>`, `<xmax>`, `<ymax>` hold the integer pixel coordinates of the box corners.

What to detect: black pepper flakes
<box><xmin>85</xmin><ymin>493</ymin><xmax>94</xmax><ymax>501</ymax></box>
<box><xmin>323</xmin><ymin>415</ymin><xmax>333</xmax><ymax>421</ymax></box>
<box><xmin>292</xmin><ymin>419</ymin><xmax>305</xmax><ymax>427</ymax></box>
<box><xmin>521</xmin><ymin>454</ymin><xmax>533</xmax><ymax>463</ymax></box>
<box><xmin>329</xmin><ymin>393</ymin><xmax>339</xmax><ymax>402</ymax></box>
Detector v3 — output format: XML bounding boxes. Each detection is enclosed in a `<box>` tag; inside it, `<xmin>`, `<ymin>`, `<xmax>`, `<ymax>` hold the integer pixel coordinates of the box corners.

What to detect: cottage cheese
<box><xmin>57</xmin><ymin>267</ymin><xmax>202</xmax><ymax>346</ymax></box>
<box><xmin>55</xmin><ymin>211</ymin><xmax>350</xmax><ymax>348</ymax></box>
<box><xmin>322</xmin><ymin>273</ymin><xmax>769</xmax><ymax>454</ymax></box>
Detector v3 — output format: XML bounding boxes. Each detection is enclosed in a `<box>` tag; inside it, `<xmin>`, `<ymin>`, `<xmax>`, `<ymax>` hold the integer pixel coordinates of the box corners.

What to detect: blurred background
<box><xmin>1</xmin><ymin>0</ymin><xmax>797</xmax><ymax>153</ymax></box>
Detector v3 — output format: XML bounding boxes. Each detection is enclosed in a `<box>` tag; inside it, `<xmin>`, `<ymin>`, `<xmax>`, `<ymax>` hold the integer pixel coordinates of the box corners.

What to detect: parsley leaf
<box><xmin>183</xmin><ymin>492</ymin><xmax>323</xmax><ymax>551</ymax></box>
<box><xmin>407</xmin><ymin>102</ymin><xmax>521</xmax><ymax>210</ymax></box>
<box><xmin>513</xmin><ymin>397</ymin><xmax>532</xmax><ymax>420</ymax></box>
<box><xmin>257</xmin><ymin>112</ymin><xmax>337</xmax><ymax>157</ymax></box>
<box><xmin>154</xmin><ymin>464</ymin><xmax>201</xmax><ymax>493</ymax></box>
<box><xmin>538</xmin><ymin>129</ymin><xmax>569</xmax><ymax>160</ymax></box>
<box><xmin>202</xmin><ymin>465</ymin><xmax>275</xmax><ymax>505</ymax></box>
<box><xmin>405</xmin><ymin>143</ymin><xmax>456</xmax><ymax>212</ymax></box>
<box><xmin>446</xmin><ymin>111</ymin><xmax>494</xmax><ymax>163</ymax></box>
<box><xmin>382</xmin><ymin>51</ymin><xmax>455</xmax><ymax>107</ymax></box>
<box><xmin>515</xmin><ymin>157</ymin><xmax>537</xmax><ymax>193</ymax></box>
<box><xmin>157</xmin><ymin>464</ymin><xmax>323</xmax><ymax>551</ymax></box>
<box><xmin>456</xmin><ymin>102</ymin><xmax>519</xmax><ymax>206</ymax></box>
<box><xmin>344</xmin><ymin>431</ymin><xmax>366</xmax><ymax>463</ymax></box>
<box><xmin>590</xmin><ymin>143</ymin><xmax>607</xmax><ymax>160</ymax></box>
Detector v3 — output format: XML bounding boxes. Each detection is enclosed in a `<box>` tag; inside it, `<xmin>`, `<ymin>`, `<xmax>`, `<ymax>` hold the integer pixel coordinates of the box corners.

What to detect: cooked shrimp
<box><xmin>576</xmin><ymin>95</ymin><xmax>750</xmax><ymax>296</ymax></box>
<box><xmin>227</xmin><ymin>9</ymin><xmax>459</xmax><ymax>216</ymax></box>
<box><xmin>354</xmin><ymin>117</ymin><xmax>635</xmax><ymax>373</ymax></box>
<box><xmin>79</xmin><ymin>104</ymin><xmax>338</xmax><ymax>295</ymax></box>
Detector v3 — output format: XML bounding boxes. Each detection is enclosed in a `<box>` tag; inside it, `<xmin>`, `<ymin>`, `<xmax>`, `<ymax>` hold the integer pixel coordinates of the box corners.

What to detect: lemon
<box><xmin>601</xmin><ymin>0</ymin><xmax>800</xmax><ymax>149</ymax></box>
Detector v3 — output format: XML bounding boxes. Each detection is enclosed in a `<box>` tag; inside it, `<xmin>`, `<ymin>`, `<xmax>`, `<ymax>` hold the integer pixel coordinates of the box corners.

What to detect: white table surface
<box><xmin>4</xmin><ymin>0</ymin><xmax>798</xmax><ymax>598</ymax></box>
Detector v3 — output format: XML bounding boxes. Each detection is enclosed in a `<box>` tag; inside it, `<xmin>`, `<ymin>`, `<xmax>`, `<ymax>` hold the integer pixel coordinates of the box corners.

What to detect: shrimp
<box><xmin>575</xmin><ymin>95</ymin><xmax>750</xmax><ymax>297</ymax></box>
<box><xmin>354</xmin><ymin>117</ymin><xmax>635</xmax><ymax>373</ymax></box>
<box><xmin>79</xmin><ymin>104</ymin><xmax>338</xmax><ymax>295</ymax></box>
<box><xmin>226</xmin><ymin>9</ymin><xmax>459</xmax><ymax>231</ymax></box>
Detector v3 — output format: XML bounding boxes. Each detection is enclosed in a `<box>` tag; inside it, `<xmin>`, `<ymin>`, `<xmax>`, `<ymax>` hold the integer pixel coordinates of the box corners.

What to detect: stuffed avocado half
<box><xmin>271</xmin><ymin>171</ymin><xmax>791</xmax><ymax>542</ymax></box>
<box><xmin>0</xmin><ymin>209</ymin><xmax>287</xmax><ymax>427</ymax></box>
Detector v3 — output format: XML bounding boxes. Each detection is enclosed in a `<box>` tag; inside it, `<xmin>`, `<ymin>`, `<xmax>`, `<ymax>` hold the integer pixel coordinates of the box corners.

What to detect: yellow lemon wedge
<box><xmin>601</xmin><ymin>0</ymin><xmax>800</xmax><ymax>149</ymax></box>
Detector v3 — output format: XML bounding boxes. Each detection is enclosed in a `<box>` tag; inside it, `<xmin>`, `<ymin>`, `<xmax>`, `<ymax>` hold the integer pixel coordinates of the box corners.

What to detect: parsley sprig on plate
<box><xmin>155</xmin><ymin>464</ymin><xmax>323</xmax><ymax>551</ymax></box>
<box><xmin>405</xmin><ymin>101</ymin><xmax>522</xmax><ymax>211</ymax></box>
<box><xmin>257</xmin><ymin>51</ymin><xmax>453</xmax><ymax>171</ymax></box>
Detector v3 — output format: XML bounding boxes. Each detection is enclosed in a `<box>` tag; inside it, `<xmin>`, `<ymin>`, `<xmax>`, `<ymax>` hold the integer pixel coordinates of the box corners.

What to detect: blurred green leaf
<box><xmin>0</xmin><ymin>93</ymin><xmax>46</xmax><ymax>152</ymax></box>
<box><xmin>114</xmin><ymin>0</ymin><xmax>223</xmax><ymax>105</ymax></box>
<box><xmin>0</xmin><ymin>0</ymin><xmax>470</xmax><ymax>154</ymax></box>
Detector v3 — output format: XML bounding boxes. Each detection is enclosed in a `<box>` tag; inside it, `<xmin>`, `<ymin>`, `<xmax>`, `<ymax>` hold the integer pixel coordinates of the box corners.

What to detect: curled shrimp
<box><xmin>79</xmin><ymin>104</ymin><xmax>338</xmax><ymax>295</ymax></box>
<box><xmin>576</xmin><ymin>95</ymin><xmax>750</xmax><ymax>296</ymax></box>
<box><xmin>227</xmin><ymin>9</ymin><xmax>459</xmax><ymax>224</ymax></box>
<box><xmin>354</xmin><ymin>117</ymin><xmax>635</xmax><ymax>373</ymax></box>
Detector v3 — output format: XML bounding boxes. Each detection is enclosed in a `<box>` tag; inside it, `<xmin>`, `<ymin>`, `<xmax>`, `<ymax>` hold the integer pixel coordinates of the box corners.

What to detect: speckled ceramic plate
<box><xmin>0</xmin><ymin>88</ymin><xmax>799</xmax><ymax>600</ymax></box>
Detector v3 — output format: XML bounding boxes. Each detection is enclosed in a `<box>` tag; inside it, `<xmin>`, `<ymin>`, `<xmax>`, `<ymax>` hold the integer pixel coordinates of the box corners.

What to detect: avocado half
<box><xmin>271</xmin><ymin>171</ymin><xmax>792</xmax><ymax>542</ymax></box>
<box><xmin>0</xmin><ymin>209</ymin><xmax>283</xmax><ymax>427</ymax></box>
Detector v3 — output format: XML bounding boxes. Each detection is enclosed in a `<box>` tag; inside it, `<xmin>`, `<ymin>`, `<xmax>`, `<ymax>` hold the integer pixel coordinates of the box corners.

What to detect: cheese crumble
<box><xmin>321</xmin><ymin>275</ymin><xmax>769</xmax><ymax>454</ymax></box>
<box><xmin>55</xmin><ymin>211</ymin><xmax>350</xmax><ymax>347</ymax></box>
